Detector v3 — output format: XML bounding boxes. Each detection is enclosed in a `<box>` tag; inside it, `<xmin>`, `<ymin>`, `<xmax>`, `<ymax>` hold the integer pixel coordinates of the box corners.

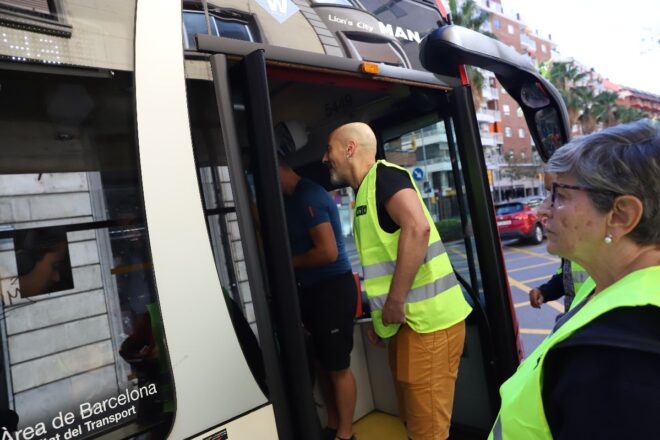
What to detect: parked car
<box><xmin>495</xmin><ymin>196</ymin><xmax>545</xmax><ymax>244</ymax></box>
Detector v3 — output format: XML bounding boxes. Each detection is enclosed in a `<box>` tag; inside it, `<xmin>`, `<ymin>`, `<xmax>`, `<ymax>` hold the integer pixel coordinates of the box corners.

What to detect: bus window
<box><xmin>185</xmin><ymin>76</ymin><xmax>269</xmax><ymax>396</ymax></box>
<box><xmin>0</xmin><ymin>68</ymin><xmax>174</xmax><ymax>438</ymax></box>
<box><xmin>382</xmin><ymin>119</ymin><xmax>483</xmax><ymax>304</ymax></box>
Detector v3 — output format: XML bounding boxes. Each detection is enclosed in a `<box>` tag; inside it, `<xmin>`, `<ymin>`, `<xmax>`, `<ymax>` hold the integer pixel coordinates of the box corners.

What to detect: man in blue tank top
<box><xmin>279</xmin><ymin>158</ymin><xmax>358</xmax><ymax>440</ymax></box>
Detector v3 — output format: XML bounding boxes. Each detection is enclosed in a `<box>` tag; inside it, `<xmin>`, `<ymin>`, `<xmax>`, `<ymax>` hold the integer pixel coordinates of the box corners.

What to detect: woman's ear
<box><xmin>607</xmin><ymin>195</ymin><xmax>644</xmax><ymax>239</ymax></box>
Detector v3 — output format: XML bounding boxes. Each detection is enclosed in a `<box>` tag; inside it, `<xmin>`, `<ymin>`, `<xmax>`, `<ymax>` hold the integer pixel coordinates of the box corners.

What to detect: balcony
<box><xmin>481</xmin><ymin>86</ymin><xmax>500</xmax><ymax>101</ymax></box>
<box><xmin>476</xmin><ymin>108</ymin><xmax>501</xmax><ymax>123</ymax></box>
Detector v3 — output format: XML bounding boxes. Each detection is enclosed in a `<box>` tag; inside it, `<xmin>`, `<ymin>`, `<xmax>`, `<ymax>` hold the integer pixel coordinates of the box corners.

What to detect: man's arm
<box><xmin>381</xmin><ymin>188</ymin><xmax>430</xmax><ymax>325</ymax></box>
<box><xmin>292</xmin><ymin>222</ymin><xmax>338</xmax><ymax>268</ymax></box>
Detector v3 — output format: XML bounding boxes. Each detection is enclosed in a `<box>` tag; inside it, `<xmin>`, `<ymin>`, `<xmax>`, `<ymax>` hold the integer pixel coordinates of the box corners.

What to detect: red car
<box><xmin>495</xmin><ymin>196</ymin><xmax>545</xmax><ymax>244</ymax></box>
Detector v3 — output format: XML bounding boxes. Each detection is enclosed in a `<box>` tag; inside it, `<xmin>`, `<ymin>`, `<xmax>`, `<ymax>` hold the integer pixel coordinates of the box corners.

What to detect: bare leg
<box><xmin>329</xmin><ymin>368</ymin><xmax>356</xmax><ymax>439</ymax></box>
<box><xmin>317</xmin><ymin>368</ymin><xmax>338</xmax><ymax>429</ymax></box>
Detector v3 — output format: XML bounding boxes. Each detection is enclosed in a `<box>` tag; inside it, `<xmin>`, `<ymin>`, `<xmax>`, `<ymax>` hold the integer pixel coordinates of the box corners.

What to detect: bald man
<box><xmin>323</xmin><ymin>123</ymin><xmax>472</xmax><ymax>440</ymax></box>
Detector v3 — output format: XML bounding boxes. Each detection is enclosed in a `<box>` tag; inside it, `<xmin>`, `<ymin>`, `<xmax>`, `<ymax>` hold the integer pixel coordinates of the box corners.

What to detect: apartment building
<box><xmin>475</xmin><ymin>0</ymin><xmax>555</xmax><ymax>200</ymax></box>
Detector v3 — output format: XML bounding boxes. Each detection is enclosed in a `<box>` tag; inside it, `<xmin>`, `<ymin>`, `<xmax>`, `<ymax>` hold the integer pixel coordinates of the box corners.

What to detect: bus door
<box><xmin>189</xmin><ymin>31</ymin><xmax>521</xmax><ymax>437</ymax></box>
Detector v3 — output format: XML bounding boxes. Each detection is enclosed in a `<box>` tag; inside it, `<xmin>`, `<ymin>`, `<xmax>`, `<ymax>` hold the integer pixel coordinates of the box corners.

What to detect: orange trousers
<box><xmin>388</xmin><ymin>320</ymin><xmax>466</xmax><ymax>440</ymax></box>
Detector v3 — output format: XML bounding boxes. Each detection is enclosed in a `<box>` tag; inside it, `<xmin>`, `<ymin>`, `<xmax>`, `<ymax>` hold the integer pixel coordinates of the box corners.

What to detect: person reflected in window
<box><xmin>16</xmin><ymin>228</ymin><xmax>73</xmax><ymax>298</ymax></box>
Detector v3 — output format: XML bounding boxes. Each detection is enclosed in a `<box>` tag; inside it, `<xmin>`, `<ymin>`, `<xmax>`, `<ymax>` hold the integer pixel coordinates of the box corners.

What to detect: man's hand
<box><xmin>529</xmin><ymin>288</ymin><xmax>544</xmax><ymax>308</ymax></box>
<box><xmin>382</xmin><ymin>297</ymin><xmax>406</xmax><ymax>325</ymax></box>
<box><xmin>366</xmin><ymin>323</ymin><xmax>386</xmax><ymax>348</ymax></box>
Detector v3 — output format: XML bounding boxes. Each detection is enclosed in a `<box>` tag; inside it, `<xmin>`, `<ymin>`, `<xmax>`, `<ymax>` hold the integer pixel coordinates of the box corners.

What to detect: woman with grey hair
<box><xmin>488</xmin><ymin>120</ymin><xmax>660</xmax><ymax>440</ymax></box>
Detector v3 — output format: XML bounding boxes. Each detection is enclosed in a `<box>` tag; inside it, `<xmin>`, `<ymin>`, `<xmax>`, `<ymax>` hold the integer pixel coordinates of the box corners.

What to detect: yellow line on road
<box><xmin>504</xmin><ymin>246</ymin><xmax>560</xmax><ymax>262</ymax></box>
<box><xmin>521</xmin><ymin>274</ymin><xmax>553</xmax><ymax>284</ymax></box>
<box><xmin>508</xmin><ymin>261</ymin><xmax>558</xmax><ymax>273</ymax></box>
<box><xmin>520</xmin><ymin>328</ymin><xmax>551</xmax><ymax>335</ymax></box>
<box><xmin>448</xmin><ymin>248</ymin><xmax>467</xmax><ymax>258</ymax></box>
<box><xmin>506</xmin><ymin>254</ymin><xmax>539</xmax><ymax>263</ymax></box>
<box><xmin>509</xmin><ymin>277</ymin><xmax>564</xmax><ymax>313</ymax></box>
<box><xmin>546</xmin><ymin>300</ymin><xmax>564</xmax><ymax>312</ymax></box>
<box><xmin>508</xmin><ymin>276</ymin><xmax>532</xmax><ymax>293</ymax></box>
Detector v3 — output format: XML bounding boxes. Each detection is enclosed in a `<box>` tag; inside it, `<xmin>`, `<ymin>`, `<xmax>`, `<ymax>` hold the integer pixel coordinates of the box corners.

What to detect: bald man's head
<box><xmin>323</xmin><ymin>122</ymin><xmax>378</xmax><ymax>188</ymax></box>
<box><xmin>330</xmin><ymin>122</ymin><xmax>377</xmax><ymax>160</ymax></box>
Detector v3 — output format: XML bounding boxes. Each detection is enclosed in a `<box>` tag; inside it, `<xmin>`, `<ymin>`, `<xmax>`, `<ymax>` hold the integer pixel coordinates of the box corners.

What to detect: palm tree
<box><xmin>541</xmin><ymin>60</ymin><xmax>591</xmax><ymax>130</ymax></box>
<box><xmin>592</xmin><ymin>91</ymin><xmax>620</xmax><ymax>127</ymax></box>
<box><xmin>615</xmin><ymin>105</ymin><xmax>648</xmax><ymax>123</ymax></box>
<box><xmin>448</xmin><ymin>0</ymin><xmax>494</xmax><ymax>109</ymax></box>
<box><xmin>449</xmin><ymin>0</ymin><xmax>494</xmax><ymax>37</ymax></box>
<box><xmin>574</xmin><ymin>86</ymin><xmax>597</xmax><ymax>134</ymax></box>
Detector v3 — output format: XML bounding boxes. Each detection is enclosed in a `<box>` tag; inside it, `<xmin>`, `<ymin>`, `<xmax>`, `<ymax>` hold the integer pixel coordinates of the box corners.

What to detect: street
<box><xmin>500</xmin><ymin>240</ymin><xmax>562</xmax><ymax>357</ymax></box>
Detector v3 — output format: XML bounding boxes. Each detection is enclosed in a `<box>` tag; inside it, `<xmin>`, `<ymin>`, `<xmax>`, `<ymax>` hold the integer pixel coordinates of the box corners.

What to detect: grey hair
<box><xmin>546</xmin><ymin>120</ymin><xmax>660</xmax><ymax>246</ymax></box>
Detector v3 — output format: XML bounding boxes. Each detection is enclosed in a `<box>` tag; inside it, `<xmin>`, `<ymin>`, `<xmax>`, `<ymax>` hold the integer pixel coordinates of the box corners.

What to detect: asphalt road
<box><xmin>500</xmin><ymin>240</ymin><xmax>562</xmax><ymax>357</ymax></box>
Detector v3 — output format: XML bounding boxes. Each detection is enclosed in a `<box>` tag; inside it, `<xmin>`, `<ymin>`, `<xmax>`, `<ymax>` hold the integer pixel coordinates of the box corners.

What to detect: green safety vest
<box><xmin>489</xmin><ymin>266</ymin><xmax>660</xmax><ymax>439</ymax></box>
<box><xmin>569</xmin><ymin>275</ymin><xmax>596</xmax><ymax>311</ymax></box>
<box><xmin>353</xmin><ymin>160</ymin><xmax>472</xmax><ymax>338</ymax></box>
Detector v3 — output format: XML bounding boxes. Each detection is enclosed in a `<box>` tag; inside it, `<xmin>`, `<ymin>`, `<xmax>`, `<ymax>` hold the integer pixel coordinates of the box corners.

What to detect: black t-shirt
<box><xmin>542</xmin><ymin>305</ymin><xmax>660</xmax><ymax>439</ymax></box>
<box><xmin>375</xmin><ymin>163</ymin><xmax>414</xmax><ymax>233</ymax></box>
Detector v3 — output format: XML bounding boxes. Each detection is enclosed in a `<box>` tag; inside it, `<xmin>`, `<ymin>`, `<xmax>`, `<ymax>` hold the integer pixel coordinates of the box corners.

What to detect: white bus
<box><xmin>0</xmin><ymin>0</ymin><xmax>568</xmax><ymax>438</ymax></box>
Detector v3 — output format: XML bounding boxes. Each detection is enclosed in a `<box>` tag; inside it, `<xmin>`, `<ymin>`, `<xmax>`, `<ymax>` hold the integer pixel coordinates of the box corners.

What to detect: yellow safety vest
<box><xmin>353</xmin><ymin>160</ymin><xmax>471</xmax><ymax>338</ymax></box>
<box><xmin>570</xmin><ymin>261</ymin><xmax>588</xmax><ymax>297</ymax></box>
<box><xmin>489</xmin><ymin>266</ymin><xmax>660</xmax><ymax>439</ymax></box>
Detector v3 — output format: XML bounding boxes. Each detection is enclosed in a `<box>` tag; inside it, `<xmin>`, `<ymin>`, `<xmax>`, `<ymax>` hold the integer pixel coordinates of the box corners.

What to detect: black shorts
<box><xmin>298</xmin><ymin>271</ymin><xmax>357</xmax><ymax>371</ymax></box>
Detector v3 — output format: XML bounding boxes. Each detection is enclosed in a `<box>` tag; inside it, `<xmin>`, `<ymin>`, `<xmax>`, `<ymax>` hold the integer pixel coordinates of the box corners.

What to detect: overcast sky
<box><xmin>499</xmin><ymin>0</ymin><xmax>660</xmax><ymax>95</ymax></box>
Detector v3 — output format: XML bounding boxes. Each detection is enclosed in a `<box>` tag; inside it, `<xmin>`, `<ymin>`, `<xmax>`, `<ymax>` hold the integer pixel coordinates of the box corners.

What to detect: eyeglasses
<box><xmin>550</xmin><ymin>182</ymin><xmax>621</xmax><ymax>207</ymax></box>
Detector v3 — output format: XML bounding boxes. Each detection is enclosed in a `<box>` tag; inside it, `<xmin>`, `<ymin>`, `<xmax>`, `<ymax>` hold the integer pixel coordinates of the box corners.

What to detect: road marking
<box><xmin>505</xmin><ymin>254</ymin><xmax>540</xmax><ymax>262</ymax></box>
<box><xmin>448</xmin><ymin>248</ymin><xmax>467</xmax><ymax>258</ymax></box>
<box><xmin>521</xmin><ymin>274</ymin><xmax>554</xmax><ymax>284</ymax></box>
<box><xmin>520</xmin><ymin>328</ymin><xmax>551</xmax><ymax>335</ymax></box>
<box><xmin>546</xmin><ymin>300</ymin><xmax>564</xmax><ymax>312</ymax></box>
<box><xmin>504</xmin><ymin>246</ymin><xmax>560</xmax><ymax>262</ymax></box>
<box><xmin>509</xmin><ymin>278</ymin><xmax>564</xmax><ymax>314</ymax></box>
<box><xmin>508</xmin><ymin>276</ymin><xmax>532</xmax><ymax>293</ymax></box>
<box><xmin>508</xmin><ymin>261</ymin><xmax>558</xmax><ymax>273</ymax></box>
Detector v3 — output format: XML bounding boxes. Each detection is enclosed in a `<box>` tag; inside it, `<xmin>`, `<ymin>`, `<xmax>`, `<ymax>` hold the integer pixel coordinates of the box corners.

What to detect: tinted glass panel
<box><xmin>495</xmin><ymin>203</ymin><xmax>524</xmax><ymax>215</ymax></box>
<box><xmin>0</xmin><ymin>10</ymin><xmax>174</xmax><ymax>433</ymax></box>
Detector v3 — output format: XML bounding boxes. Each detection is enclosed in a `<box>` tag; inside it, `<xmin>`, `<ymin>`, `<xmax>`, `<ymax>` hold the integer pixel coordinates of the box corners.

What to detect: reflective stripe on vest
<box><xmin>353</xmin><ymin>160</ymin><xmax>471</xmax><ymax>338</ymax></box>
<box><xmin>488</xmin><ymin>266</ymin><xmax>660</xmax><ymax>439</ymax></box>
<box><xmin>571</xmin><ymin>261</ymin><xmax>588</xmax><ymax>293</ymax></box>
<box><xmin>363</xmin><ymin>240</ymin><xmax>446</xmax><ymax>279</ymax></box>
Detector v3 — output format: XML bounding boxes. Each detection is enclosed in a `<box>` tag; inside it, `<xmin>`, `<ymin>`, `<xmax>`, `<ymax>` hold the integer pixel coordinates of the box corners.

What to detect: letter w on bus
<box><xmin>256</xmin><ymin>0</ymin><xmax>299</xmax><ymax>24</ymax></box>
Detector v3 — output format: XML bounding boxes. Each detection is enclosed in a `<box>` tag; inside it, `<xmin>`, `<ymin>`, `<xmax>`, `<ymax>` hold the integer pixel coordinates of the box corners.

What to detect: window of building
<box><xmin>505</xmin><ymin>126</ymin><xmax>512</xmax><ymax>137</ymax></box>
<box><xmin>489</xmin><ymin>77</ymin><xmax>496</xmax><ymax>88</ymax></box>
<box><xmin>507</xmin><ymin>24</ymin><xmax>514</xmax><ymax>34</ymax></box>
<box><xmin>502</xmin><ymin>104</ymin><xmax>510</xmax><ymax>116</ymax></box>
<box><xmin>501</xmin><ymin>88</ymin><xmax>507</xmax><ymax>95</ymax></box>
<box><xmin>521</xmin><ymin>151</ymin><xmax>527</xmax><ymax>160</ymax></box>
<box><xmin>518</xmin><ymin>128</ymin><xmax>525</xmax><ymax>138</ymax></box>
<box><xmin>0</xmin><ymin>0</ymin><xmax>71</xmax><ymax>37</ymax></box>
<box><xmin>494</xmin><ymin>18</ymin><xmax>501</xmax><ymax>30</ymax></box>
<box><xmin>541</xmin><ymin>44</ymin><xmax>547</xmax><ymax>53</ymax></box>
<box><xmin>516</xmin><ymin>107</ymin><xmax>523</xmax><ymax>117</ymax></box>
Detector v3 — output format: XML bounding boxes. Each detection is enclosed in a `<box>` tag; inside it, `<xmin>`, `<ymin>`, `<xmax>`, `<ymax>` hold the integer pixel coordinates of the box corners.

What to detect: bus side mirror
<box><xmin>419</xmin><ymin>25</ymin><xmax>570</xmax><ymax>161</ymax></box>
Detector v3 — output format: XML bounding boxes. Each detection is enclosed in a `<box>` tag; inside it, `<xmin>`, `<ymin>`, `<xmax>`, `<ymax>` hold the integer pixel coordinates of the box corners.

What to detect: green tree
<box><xmin>540</xmin><ymin>60</ymin><xmax>591</xmax><ymax>129</ymax></box>
<box><xmin>615</xmin><ymin>105</ymin><xmax>648</xmax><ymax>123</ymax></box>
<box><xmin>592</xmin><ymin>91</ymin><xmax>620</xmax><ymax>128</ymax></box>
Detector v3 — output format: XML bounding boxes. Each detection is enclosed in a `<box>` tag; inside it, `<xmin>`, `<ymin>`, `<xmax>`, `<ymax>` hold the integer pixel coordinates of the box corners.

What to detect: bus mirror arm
<box><xmin>420</xmin><ymin>25</ymin><xmax>571</xmax><ymax>161</ymax></box>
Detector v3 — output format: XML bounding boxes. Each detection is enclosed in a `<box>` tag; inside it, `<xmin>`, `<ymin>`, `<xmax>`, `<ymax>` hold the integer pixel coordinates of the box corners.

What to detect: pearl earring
<box><xmin>604</xmin><ymin>233</ymin><xmax>613</xmax><ymax>244</ymax></box>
